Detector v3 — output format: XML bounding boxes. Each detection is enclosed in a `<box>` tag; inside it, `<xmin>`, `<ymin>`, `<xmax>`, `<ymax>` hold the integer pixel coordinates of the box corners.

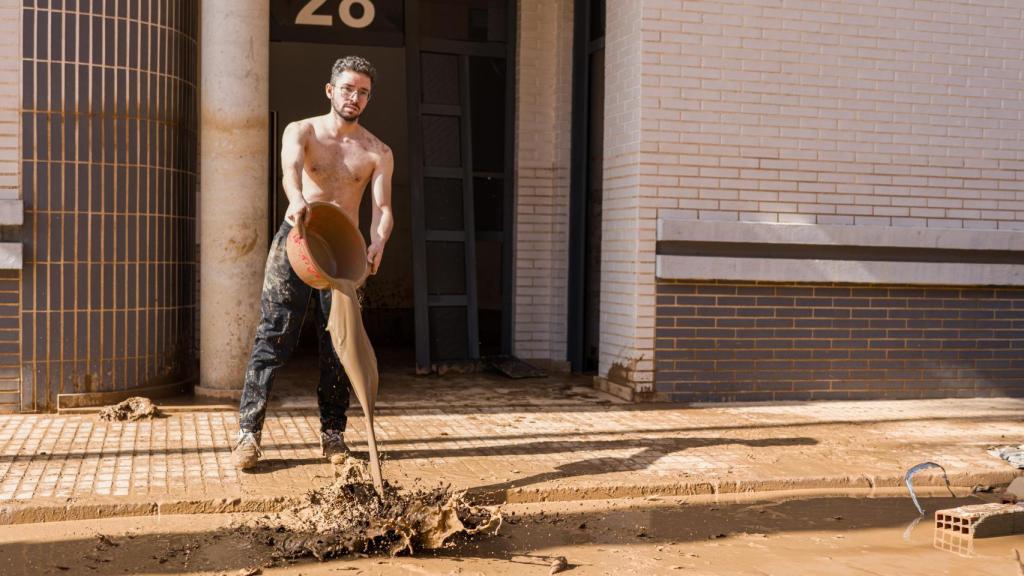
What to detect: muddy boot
<box><xmin>321</xmin><ymin>429</ymin><xmax>349</xmax><ymax>465</ymax></box>
<box><xmin>233</xmin><ymin>430</ymin><xmax>262</xmax><ymax>471</ymax></box>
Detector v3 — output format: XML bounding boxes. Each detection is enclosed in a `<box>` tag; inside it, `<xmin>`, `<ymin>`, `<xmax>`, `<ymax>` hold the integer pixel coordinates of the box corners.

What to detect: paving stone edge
<box><xmin>481</xmin><ymin>469</ymin><xmax>1021</xmax><ymax>504</ymax></box>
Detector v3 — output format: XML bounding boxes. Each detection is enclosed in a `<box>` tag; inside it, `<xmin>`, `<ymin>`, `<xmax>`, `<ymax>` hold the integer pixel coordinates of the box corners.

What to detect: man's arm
<box><xmin>366</xmin><ymin>147</ymin><xmax>394</xmax><ymax>275</ymax></box>
<box><xmin>281</xmin><ymin>121</ymin><xmax>311</xmax><ymax>233</ymax></box>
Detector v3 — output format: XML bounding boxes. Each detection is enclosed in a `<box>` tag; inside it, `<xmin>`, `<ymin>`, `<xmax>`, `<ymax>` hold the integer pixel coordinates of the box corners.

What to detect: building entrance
<box><xmin>268</xmin><ymin>0</ymin><xmax>514</xmax><ymax>372</ymax></box>
<box><xmin>269</xmin><ymin>43</ymin><xmax>414</xmax><ymax>365</ymax></box>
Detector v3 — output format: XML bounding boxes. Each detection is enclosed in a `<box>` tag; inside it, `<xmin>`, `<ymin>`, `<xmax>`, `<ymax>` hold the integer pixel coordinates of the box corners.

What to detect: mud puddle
<box><xmin>0</xmin><ymin>494</ymin><xmax>1021</xmax><ymax>575</ymax></box>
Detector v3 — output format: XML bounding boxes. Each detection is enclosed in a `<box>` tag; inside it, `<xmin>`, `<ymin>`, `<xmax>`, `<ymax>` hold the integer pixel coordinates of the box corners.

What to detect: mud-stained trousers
<box><xmin>238</xmin><ymin>221</ymin><xmax>351</xmax><ymax>436</ymax></box>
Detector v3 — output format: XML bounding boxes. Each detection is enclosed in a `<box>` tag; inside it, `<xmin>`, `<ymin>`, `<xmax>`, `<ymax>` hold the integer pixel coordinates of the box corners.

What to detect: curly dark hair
<box><xmin>330</xmin><ymin>55</ymin><xmax>376</xmax><ymax>85</ymax></box>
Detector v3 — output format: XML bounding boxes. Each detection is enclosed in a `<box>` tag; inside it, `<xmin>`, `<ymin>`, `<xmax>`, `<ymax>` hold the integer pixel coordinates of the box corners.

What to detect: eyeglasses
<box><xmin>335</xmin><ymin>84</ymin><xmax>370</xmax><ymax>101</ymax></box>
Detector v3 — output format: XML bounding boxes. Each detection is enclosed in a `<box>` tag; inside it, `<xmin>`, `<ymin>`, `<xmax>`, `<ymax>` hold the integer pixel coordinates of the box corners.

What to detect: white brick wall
<box><xmin>598</xmin><ymin>0</ymin><xmax>657</xmax><ymax>386</ymax></box>
<box><xmin>0</xmin><ymin>1</ymin><xmax>18</xmax><ymax>200</ymax></box>
<box><xmin>514</xmin><ymin>0</ymin><xmax>574</xmax><ymax>363</ymax></box>
<box><xmin>601</xmin><ymin>0</ymin><xmax>1024</xmax><ymax>389</ymax></box>
<box><xmin>0</xmin><ymin>0</ymin><xmax>18</xmax><ymax>413</ymax></box>
<box><xmin>644</xmin><ymin>0</ymin><xmax>1024</xmax><ymax>230</ymax></box>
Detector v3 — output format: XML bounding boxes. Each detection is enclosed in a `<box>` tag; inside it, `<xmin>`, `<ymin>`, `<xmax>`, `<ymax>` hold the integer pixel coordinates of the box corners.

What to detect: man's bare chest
<box><xmin>304</xmin><ymin>142</ymin><xmax>375</xmax><ymax>189</ymax></box>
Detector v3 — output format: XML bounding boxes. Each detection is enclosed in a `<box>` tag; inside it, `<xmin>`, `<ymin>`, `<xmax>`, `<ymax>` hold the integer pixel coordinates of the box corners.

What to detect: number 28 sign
<box><xmin>270</xmin><ymin>0</ymin><xmax>405</xmax><ymax>46</ymax></box>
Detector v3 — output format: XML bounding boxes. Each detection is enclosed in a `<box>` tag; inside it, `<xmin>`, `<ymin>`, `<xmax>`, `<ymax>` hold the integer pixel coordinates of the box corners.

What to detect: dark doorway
<box><xmin>268</xmin><ymin>43</ymin><xmax>414</xmax><ymax>366</ymax></box>
<box><xmin>266</xmin><ymin>0</ymin><xmax>515</xmax><ymax>373</ymax></box>
<box><xmin>569</xmin><ymin>0</ymin><xmax>605</xmax><ymax>373</ymax></box>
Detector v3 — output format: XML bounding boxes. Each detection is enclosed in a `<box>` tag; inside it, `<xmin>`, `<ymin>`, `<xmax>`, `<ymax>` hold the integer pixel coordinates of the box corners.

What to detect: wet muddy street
<box><xmin>0</xmin><ymin>494</ymin><xmax>1021</xmax><ymax>575</ymax></box>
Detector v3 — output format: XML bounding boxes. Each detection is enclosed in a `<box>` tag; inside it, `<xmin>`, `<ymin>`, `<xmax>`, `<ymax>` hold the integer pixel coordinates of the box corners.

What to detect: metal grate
<box><xmin>420</xmin><ymin>52</ymin><xmax>459</xmax><ymax>105</ymax></box>
<box><xmin>421</xmin><ymin>115</ymin><xmax>461</xmax><ymax>168</ymax></box>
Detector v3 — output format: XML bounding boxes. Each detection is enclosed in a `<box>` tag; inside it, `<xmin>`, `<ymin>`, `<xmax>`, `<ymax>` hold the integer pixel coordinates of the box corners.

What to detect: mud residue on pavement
<box><xmin>246</xmin><ymin>456</ymin><xmax>501</xmax><ymax>561</ymax></box>
<box><xmin>98</xmin><ymin>397</ymin><xmax>162</xmax><ymax>421</ymax></box>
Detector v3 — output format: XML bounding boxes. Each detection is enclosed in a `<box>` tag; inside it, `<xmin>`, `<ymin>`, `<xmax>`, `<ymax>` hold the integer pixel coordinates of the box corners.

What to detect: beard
<box><xmin>333</xmin><ymin>101</ymin><xmax>361</xmax><ymax>123</ymax></box>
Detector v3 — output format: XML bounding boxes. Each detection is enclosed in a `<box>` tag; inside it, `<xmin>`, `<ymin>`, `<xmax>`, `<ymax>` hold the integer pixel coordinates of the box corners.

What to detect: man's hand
<box><xmin>285</xmin><ymin>199</ymin><xmax>310</xmax><ymax>236</ymax></box>
<box><xmin>367</xmin><ymin>241</ymin><xmax>385</xmax><ymax>275</ymax></box>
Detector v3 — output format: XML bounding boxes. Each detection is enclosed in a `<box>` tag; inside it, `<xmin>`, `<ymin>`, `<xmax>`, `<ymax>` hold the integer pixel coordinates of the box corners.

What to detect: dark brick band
<box><xmin>657</xmin><ymin>240</ymin><xmax>1024</xmax><ymax>265</ymax></box>
<box><xmin>655</xmin><ymin>281</ymin><xmax>1024</xmax><ymax>402</ymax></box>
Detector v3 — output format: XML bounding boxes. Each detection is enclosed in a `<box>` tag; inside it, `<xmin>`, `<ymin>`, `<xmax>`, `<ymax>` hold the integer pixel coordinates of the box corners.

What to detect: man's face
<box><xmin>327</xmin><ymin>70</ymin><xmax>372</xmax><ymax>122</ymax></box>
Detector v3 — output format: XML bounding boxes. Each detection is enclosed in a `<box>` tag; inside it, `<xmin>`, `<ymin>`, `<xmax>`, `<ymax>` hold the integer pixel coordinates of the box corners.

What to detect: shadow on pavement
<box><xmin>459</xmin><ymin>437</ymin><xmax>817</xmax><ymax>501</ymax></box>
<box><xmin>244</xmin><ymin>435</ymin><xmax>817</xmax><ymax>478</ymax></box>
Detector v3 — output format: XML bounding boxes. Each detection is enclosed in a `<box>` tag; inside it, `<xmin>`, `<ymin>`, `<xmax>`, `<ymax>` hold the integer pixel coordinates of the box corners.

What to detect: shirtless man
<box><xmin>233</xmin><ymin>56</ymin><xmax>394</xmax><ymax>470</ymax></box>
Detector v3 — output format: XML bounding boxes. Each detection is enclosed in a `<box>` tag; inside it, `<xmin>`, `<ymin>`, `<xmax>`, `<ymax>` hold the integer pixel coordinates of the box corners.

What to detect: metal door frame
<box><xmin>568</xmin><ymin>0</ymin><xmax>604</xmax><ymax>372</ymax></box>
<box><xmin>406</xmin><ymin>0</ymin><xmax>516</xmax><ymax>370</ymax></box>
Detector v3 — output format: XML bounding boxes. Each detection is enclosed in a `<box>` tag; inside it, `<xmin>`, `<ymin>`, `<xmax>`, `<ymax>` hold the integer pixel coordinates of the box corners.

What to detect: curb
<box><xmin>0</xmin><ymin>469</ymin><xmax>1018</xmax><ymax>525</ymax></box>
<box><xmin>474</xmin><ymin>469</ymin><xmax>1022</xmax><ymax>504</ymax></box>
<box><xmin>0</xmin><ymin>495</ymin><xmax>300</xmax><ymax>525</ymax></box>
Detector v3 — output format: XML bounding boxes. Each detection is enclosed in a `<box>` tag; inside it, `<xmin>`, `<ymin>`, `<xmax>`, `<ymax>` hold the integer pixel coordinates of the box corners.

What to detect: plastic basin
<box><xmin>285</xmin><ymin>201</ymin><xmax>367</xmax><ymax>289</ymax></box>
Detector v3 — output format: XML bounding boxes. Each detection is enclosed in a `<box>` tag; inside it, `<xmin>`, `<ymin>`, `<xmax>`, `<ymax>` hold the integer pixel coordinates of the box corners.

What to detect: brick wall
<box><xmin>0</xmin><ymin>0</ymin><xmax>18</xmax><ymax>412</ymax></box>
<box><xmin>597</xmin><ymin>0</ymin><xmax>657</xmax><ymax>388</ymax></box>
<box><xmin>0</xmin><ymin>0</ymin><xmax>17</xmax><ymax>201</ymax></box>
<box><xmin>0</xmin><ymin>270</ymin><xmax>17</xmax><ymax>410</ymax></box>
<box><xmin>655</xmin><ymin>281</ymin><xmax>1024</xmax><ymax>402</ymax></box>
<box><xmin>601</xmin><ymin>0</ymin><xmax>1024</xmax><ymax>394</ymax></box>
<box><xmin>641</xmin><ymin>0</ymin><xmax>1024</xmax><ymax>230</ymax></box>
<box><xmin>514</xmin><ymin>0</ymin><xmax>573</xmax><ymax>364</ymax></box>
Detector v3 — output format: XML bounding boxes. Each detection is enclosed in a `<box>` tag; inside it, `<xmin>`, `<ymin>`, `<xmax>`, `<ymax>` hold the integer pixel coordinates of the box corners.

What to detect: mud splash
<box><xmin>326</xmin><ymin>281</ymin><xmax>383</xmax><ymax>494</ymax></box>
<box><xmin>98</xmin><ymin>397</ymin><xmax>162</xmax><ymax>421</ymax></box>
<box><xmin>246</xmin><ymin>457</ymin><xmax>501</xmax><ymax>561</ymax></box>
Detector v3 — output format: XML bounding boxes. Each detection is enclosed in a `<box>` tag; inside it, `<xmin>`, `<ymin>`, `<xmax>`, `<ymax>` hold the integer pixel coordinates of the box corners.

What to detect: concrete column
<box><xmin>197</xmin><ymin>1</ymin><xmax>269</xmax><ymax>396</ymax></box>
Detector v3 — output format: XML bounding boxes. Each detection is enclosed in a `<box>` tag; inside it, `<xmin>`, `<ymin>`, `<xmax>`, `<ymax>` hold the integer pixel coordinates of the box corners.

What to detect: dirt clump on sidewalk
<box><xmin>98</xmin><ymin>397</ymin><xmax>162</xmax><ymax>421</ymax></box>
<box><xmin>244</xmin><ymin>455</ymin><xmax>501</xmax><ymax>561</ymax></box>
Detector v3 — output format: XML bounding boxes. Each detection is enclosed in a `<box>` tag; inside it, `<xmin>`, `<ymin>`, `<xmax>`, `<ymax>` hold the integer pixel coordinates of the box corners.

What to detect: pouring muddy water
<box><xmin>286</xmin><ymin>201</ymin><xmax>385</xmax><ymax>496</ymax></box>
